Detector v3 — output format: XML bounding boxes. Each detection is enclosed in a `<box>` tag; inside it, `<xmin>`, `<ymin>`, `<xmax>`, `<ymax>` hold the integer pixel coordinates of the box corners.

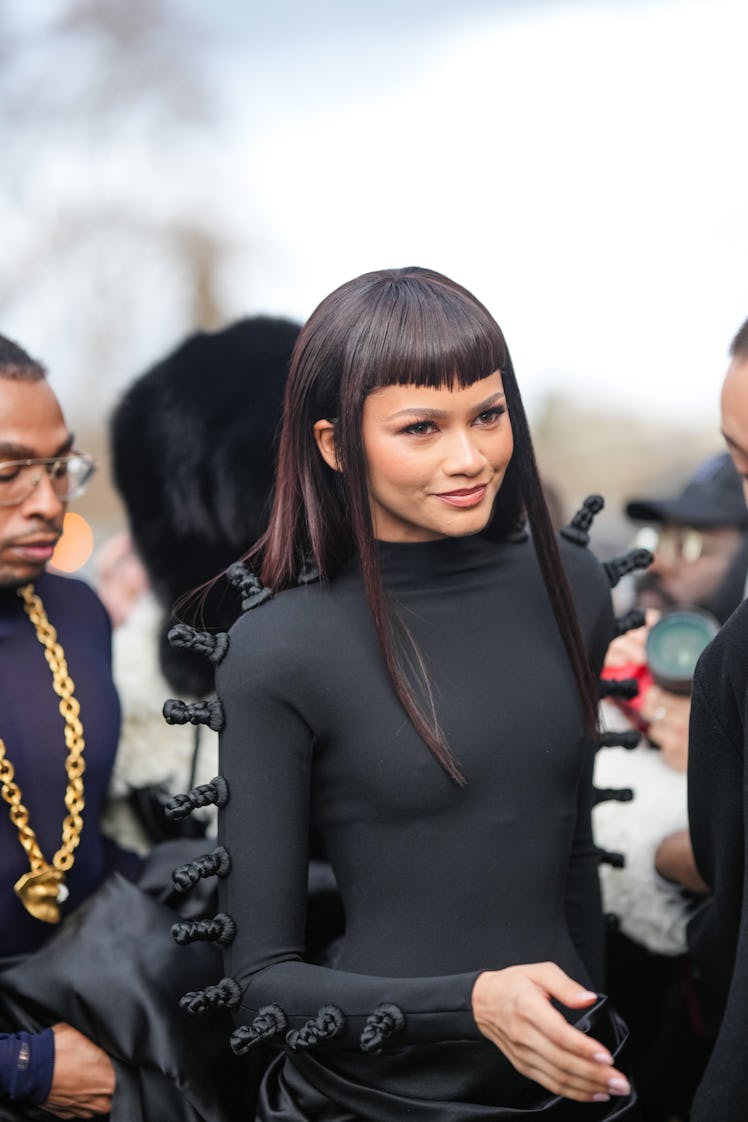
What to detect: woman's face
<box><xmin>359</xmin><ymin>371</ymin><xmax>513</xmax><ymax>542</ymax></box>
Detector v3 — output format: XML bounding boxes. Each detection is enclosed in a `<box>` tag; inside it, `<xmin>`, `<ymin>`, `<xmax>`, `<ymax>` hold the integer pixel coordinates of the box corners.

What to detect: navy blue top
<box><xmin>1</xmin><ymin>572</ymin><xmax>139</xmax><ymax>1106</ymax></box>
<box><xmin>0</xmin><ymin>572</ymin><xmax>135</xmax><ymax>957</ymax></box>
<box><xmin>0</xmin><ymin>1031</ymin><xmax>53</xmax><ymax>1105</ymax></box>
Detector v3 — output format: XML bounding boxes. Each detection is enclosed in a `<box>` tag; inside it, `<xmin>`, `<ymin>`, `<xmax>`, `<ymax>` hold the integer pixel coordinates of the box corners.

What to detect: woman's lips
<box><xmin>434</xmin><ymin>485</ymin><xmax>488</xmax><ymax>509</ymax></box>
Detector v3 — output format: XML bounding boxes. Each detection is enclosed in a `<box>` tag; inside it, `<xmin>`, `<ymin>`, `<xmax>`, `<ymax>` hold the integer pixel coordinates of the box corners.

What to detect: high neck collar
<box><xmin>374</xmin><ymin>533</ymin><xmax>506</xmax><ymax>589</ymax></box>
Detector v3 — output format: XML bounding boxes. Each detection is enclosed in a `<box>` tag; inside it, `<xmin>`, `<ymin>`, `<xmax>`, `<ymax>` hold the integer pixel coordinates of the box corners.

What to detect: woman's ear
<box><xmin>313</xmin><ymin>419</ymin><xmax>340</xmax><ymax>471</ymax></box>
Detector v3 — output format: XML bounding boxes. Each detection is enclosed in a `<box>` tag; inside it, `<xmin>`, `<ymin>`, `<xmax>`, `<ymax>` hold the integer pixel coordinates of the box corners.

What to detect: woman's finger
<box><xmin>472</xmin><ymin>966</ymin><xmax>631</xmax><ymax>1102</ymax></box>
<box><xmin>508</xmin><ymin>1022</ymin><xmax>630</xmax><ymax>1099</ymax></box>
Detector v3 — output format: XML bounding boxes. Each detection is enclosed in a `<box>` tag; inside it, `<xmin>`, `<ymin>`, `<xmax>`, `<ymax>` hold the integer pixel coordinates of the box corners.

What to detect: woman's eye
<box><xmin>475</xmin><ymin>407</ymin><xmax>505</xmax><ymax>426</ymax></box>
<box><xmin>0</xmin><ymin>465</ymin><xmax>21</xmax><ymax>481</ymax></box>
<box><xmin>401</xmin><ymin>420</ymin><xmax>437</xmax><ymax>435</ymax></box>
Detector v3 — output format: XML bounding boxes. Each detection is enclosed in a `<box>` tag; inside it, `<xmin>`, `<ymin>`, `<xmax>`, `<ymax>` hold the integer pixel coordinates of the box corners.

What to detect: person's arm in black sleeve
<box><xmin>564</xmin><ymin>742</ymin><xmax>605</xmax><ymax>989</ymax></box>
<box><xmin>687</xmin><ymin>647</ymin><xmax>744</xmax><ymax>1016</ymax></box>
<box><xmin>563</xmin><ymin>546</ymin><xmax>616</xmax><ymax>990</ymax></box>
<box><xmin>217</xmin><ymin>611</ymin><xmax>483</xmax><ymax>1049</ymax></box>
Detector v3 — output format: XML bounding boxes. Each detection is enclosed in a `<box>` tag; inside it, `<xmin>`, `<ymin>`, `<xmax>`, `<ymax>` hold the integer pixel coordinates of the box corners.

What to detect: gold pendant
<box><xmin>14</xmin><ymin>866</ymin><xmax>68</xmax><ymax>924</ymax></box>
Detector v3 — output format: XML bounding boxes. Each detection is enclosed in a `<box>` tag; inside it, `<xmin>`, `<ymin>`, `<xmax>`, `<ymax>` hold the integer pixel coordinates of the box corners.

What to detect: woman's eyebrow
<box><xmin>388</xmin><ymin>392</ymin><xmax>505</xmax><ymax>421</ymax></box>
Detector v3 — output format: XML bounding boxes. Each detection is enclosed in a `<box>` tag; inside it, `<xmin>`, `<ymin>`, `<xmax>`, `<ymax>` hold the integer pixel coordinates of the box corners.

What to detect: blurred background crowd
<box><xmin>1</xmin><ymin>0</ymin><xmax>747</xmax><ymax>567</ymax></box>
<box><xmin>2</xmin><ymin>2</ymin><xmax>748</xmax><ymax>1119</ymax></box>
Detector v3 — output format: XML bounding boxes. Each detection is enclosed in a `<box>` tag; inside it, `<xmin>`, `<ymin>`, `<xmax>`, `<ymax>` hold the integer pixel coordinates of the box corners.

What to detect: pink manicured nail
<box><xmin>577</xmin><ymin>989</ymin><xmax>597</xmax><ymax>1001</ymax></box>
<box><xmin>593</xmin><ymin>1051</ymin><xmax>613</xmax><ymax>1065</ymax></box>
<box><xmin>593</xmin><ymin>1093</ymin><xmax>611</xmax><ymax>1103</ymax></box>
<box><xmin>608</xmin><ymin>1077</ymin><xmax>631</xmax><ymax>1096</ymax></box>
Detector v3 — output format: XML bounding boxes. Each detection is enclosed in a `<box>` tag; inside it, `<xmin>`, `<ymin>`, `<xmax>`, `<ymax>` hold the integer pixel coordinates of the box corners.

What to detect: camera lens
<box><xmin>645</xmin><ymin>609</ymin><xmax>720</xmax><ymax>694</ymax></box>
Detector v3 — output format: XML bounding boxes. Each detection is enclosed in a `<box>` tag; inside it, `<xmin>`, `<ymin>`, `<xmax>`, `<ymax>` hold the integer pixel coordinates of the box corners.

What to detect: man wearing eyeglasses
<box><xmin>627</xmin><ymin>453</ymin><xmax>748</xmax><ymax>626</ymax></box>
<box><xmin>0</xmin><ymin>334</ymin><xmax>138</xmax><ymax>1117</ymax></box>
<box><xmin>617</xmin><ymin>452</ymin><xmax>748</xmax><ymax>772</ymax></box>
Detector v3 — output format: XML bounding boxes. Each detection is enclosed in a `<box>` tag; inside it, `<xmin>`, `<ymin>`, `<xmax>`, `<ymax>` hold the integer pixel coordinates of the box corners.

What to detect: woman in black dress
<box><xmin>170</xmin><ymin>267</ymin><xmax>636</xmax><ymax>1120</ymax></box>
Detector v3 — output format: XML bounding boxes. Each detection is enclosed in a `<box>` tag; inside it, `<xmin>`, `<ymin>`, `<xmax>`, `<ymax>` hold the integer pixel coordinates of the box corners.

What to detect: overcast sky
<box><xmin>202</xmin><ymin>0</ymin><xmax>748</xmax><ymax>428</ymax></box>
<box><xmin>3</xmin><ymin>0</ymin><xmax>747</xmax><ymax>433</ymax></box>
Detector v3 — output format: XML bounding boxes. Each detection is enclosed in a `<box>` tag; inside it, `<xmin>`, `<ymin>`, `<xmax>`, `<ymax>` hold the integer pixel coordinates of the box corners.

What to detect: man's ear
<box><xmin>313</xmin><ymin>419</ymin><xmax>340</xmax><ymax>471</ymax></box>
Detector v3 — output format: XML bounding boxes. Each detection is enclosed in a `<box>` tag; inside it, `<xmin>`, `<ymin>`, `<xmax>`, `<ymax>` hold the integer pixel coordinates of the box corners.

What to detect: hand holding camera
<box><xmin>603</xmin><ymin>608</ymin><xmax>719</xmax><ymax>771</ymax></box>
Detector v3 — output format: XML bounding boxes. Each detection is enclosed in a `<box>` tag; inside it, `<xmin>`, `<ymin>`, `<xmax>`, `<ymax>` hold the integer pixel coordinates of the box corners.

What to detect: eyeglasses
<box><xmin>0</xmin><ymin>453</ymin><xmax>96</xmax><ymax>507</ymax></box>
<box><xmin>634</xmin><ymin>525</ymin><xmax>734</xmax><ymax>564</ymax></box>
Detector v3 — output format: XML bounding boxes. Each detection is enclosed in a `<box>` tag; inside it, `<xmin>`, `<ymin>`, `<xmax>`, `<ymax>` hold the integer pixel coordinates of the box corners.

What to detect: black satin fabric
<box><xmin>254</xmin><ymin>996</ymin><xmax>637</xmax><ymax>1122</ymax></box>
<box><xmin>0</xmin><ymin>863</ymin><xmax>248</xmax><ymax>1121</ymax></box>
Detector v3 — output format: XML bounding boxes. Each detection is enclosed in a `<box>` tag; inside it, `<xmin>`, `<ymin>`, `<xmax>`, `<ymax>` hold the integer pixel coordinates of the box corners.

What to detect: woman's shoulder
<box><xmin>224</xmin><ymin>575</ymin><xmax>357</xmax><ymax>667</ymax></box>
<box><xmin>555</xmin><ymin>534</ymin><xmax>616</xmax><ymax>662</ymax></box>
<box><xmin>556</xmin><ymin>534</ymin><xmax>611</xmax><ymax>600</ymax></box>
<box><xmin>486</xmin><ymin>527</ymin><xmax>609</xmax><ymax>591</ymax></box>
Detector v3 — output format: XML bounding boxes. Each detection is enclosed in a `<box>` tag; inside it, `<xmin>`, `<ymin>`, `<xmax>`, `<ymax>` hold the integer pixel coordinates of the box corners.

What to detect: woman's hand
<box><xmin>471</xmin><ymin>964</ymin><xmax>631</xmax><ymax>1104</ymax></box>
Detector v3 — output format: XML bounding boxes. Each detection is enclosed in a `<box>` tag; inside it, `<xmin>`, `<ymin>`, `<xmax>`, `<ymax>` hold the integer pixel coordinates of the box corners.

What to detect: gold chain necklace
<box><xmin>0</xmin><ymin>583</ymin><xmax>86</xmax><ymax>923</ymax></box>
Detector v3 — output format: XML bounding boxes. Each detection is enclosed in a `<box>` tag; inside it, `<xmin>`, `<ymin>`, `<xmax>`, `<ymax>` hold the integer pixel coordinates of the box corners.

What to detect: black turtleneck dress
<box><xmin>216</xmin><ymin>533</ymin><xmax>628</xmax><ymax>1121</ymax></box>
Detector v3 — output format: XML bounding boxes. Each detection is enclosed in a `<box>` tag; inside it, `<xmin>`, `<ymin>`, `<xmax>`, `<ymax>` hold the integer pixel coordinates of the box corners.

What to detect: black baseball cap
<box><xmin>626</xmin><ymin>452</ymin><xmax>748</xmax><ymax>530</ymax></box>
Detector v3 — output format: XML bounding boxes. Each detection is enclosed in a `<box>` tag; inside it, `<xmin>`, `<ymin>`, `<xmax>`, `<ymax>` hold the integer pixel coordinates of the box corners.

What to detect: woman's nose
<box><xmin>443</xmin><ymin>430</ymin><xmax>484</xmax><ymax>475</ymax></box>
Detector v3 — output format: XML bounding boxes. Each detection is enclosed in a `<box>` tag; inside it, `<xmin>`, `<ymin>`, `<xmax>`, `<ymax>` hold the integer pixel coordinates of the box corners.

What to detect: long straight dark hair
<box><xmin>247</xmin><ymin>267</ymin><xmax>599</xmax><ymax>783</ymax></box>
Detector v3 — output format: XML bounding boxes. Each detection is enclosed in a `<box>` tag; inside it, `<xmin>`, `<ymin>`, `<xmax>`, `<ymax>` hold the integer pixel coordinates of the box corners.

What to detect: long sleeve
<box><xmin>562</xmin><ymin>538</ymin><xmax>616</xmax><ymax>988</ymax></box>
<box><xmin>565</xmin><ymin>742</ymin><xmax>604</xmax><ymax>988</ymax></box>
<box><xmin>217</xmin><ymin>616</ymin><xmax>482</xmax><ymax>1049</ymax></box>
<box><xmin>0</xmin><ymin>1029</ymin><xmax>54</xmax><ymax>1105</ymax></box>
<box><xmin>687</xmin><ymin>638</ymin><xmax>745</xmax><ymax>1015</ymax></box>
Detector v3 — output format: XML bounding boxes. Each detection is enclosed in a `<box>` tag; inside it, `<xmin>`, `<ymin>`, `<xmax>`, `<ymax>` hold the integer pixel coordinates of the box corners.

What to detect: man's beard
<box><xmin>0</xmin><ymin>573</ymin><xmax>35</xmax><ymax>596</ymax></box>
<box><xmin>0</xmin><ymin>553</ymin><xmax>51</xmax><ymax>590</ymax></box>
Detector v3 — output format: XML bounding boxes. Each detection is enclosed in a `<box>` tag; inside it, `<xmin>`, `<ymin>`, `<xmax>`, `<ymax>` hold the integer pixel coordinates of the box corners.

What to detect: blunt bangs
<box><xmin>340</xmin><ymin>270</ymin><xmax>508</xmax><ymax>397</ymax></box>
